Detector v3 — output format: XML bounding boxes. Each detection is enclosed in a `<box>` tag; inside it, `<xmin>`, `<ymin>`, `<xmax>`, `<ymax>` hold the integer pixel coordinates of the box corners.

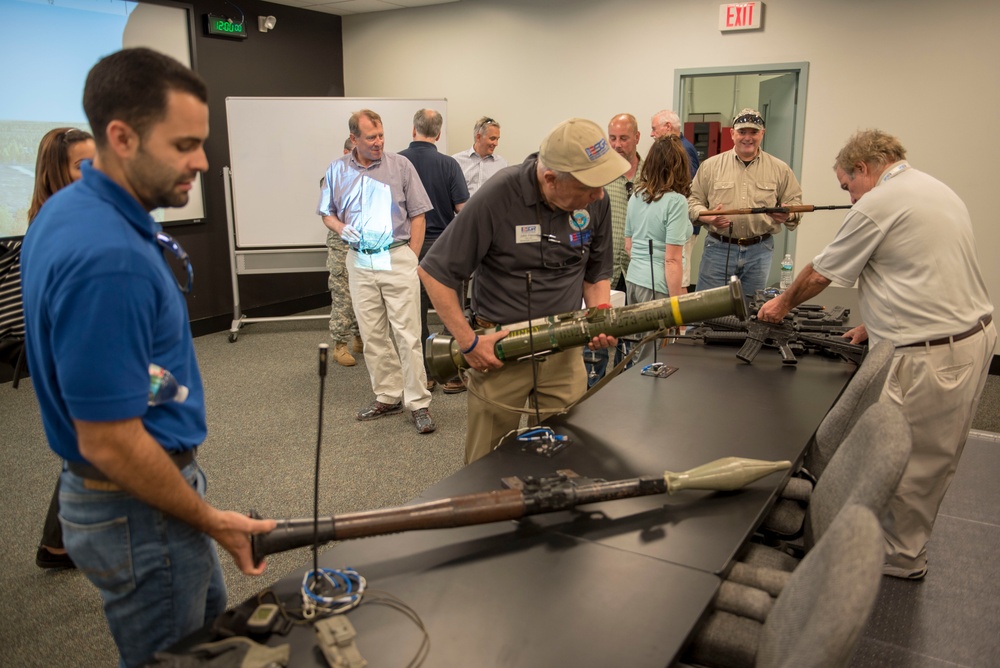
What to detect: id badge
<box><xmin>516</xmin><ymin>224</ymin><xmax>542</xmax><ymax>244</ymax></box>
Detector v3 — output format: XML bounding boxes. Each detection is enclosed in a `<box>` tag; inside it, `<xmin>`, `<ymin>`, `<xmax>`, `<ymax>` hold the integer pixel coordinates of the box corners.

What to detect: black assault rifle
<box><xmin>685</xmin><ymin>313</ymin><xmax>866</xmax><ymax>365</ymax></box>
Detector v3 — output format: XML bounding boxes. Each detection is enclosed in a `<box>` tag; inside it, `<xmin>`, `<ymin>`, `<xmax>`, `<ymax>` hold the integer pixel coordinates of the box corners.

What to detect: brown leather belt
<box><xmin>67</xmin><ymin>448</ymin><xmax>197</xmax><ymax>488</ymax></box>
<box><xmin>709</xmin><ymin>231</ymin><xmax>772</xmax><ymax>246</ymax></box>
<box><xmin>474</xmin><ymin>315</ymin><xmax>499</xmax><ymax>329</ymax></box>
<box><xmin>898</xmin><ymin>314</ymin><xmax>992</xmax><ymax>348</ymax></box>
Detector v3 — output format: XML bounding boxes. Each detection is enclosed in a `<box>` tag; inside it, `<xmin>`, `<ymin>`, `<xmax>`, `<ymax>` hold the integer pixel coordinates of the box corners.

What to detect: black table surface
<box><xmin>192</xmin><ymin>294</ymin><xmax>860</xmax><ymax>667</ymax></box>
<box><xmin>413</xmin><ymin>338</ymin><xmax>855</xmax><ymax>575</ymax></box>
<box><xmin>249</xmin><ymin>521</ymin><xmax>719</xmax><ymax>667</ymax></box>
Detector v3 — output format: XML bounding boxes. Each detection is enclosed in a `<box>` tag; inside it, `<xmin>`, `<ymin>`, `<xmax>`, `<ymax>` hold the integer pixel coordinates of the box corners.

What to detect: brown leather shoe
<box><xmin>353</xmin><ymin>336</ymin><xmax>364</xmax><ymax>354</ymax></box>
<box><xmin>426</xmin><ymin>379</ymin><xmax>437</xmax><ymax>391</ymax></box>
<box><xmin>356</xmin><ymin>400</ymin><xmax>402</xmax><ymax>421</ymax></box>
<box><xmin>412</xmin><ymin>408</ymin><xmax>436</xmax><ymax>434</ymax></box>
<box><xmin>442</xmin><ymin>377</ymin><xmax>467</xmax><ymax>394</ymax></box>
<box><xmin>333</xmin><ymin>343</ymin><xmax>356</xmax><ymax>367</ymax></box>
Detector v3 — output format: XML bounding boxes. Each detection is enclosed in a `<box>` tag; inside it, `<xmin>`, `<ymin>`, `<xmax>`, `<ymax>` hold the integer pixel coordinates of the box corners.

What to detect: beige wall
<box><xmin>344</xmin><ymin>0</ymin><xmax>999</xmax><ymax>350</ymax></box>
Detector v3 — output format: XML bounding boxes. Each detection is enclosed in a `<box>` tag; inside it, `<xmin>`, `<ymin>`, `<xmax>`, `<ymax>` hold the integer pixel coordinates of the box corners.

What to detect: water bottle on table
<box><xmin>780</xmin><ymin>254</ymin><xmax>794</xmax><ymax>290</ymax></box>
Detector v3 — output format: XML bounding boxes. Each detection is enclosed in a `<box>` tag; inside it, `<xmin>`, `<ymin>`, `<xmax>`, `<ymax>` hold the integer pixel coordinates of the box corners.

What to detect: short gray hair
<box><xmin>653</xmin><ymin>109</ymin><xmax>681</xmax><ymax>131</ymax></box>
<box><xmin>413</xmin><ymin>108</ymin><xmax>443</xmax><ymax>138</ymax></box>
<box><xmin>473</xmin><ymin>116</ymin><xmax>500</xmax><ymax>139</ymax></box>
<box><xmin>834</xmin><ymin>129</ymin><xmax>907</xmax><ymax>175</ymax></box>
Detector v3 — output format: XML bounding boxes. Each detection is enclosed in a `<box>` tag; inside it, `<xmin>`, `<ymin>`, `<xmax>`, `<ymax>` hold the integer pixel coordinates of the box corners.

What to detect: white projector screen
<box><xmin>0</xmin><ymin>0</ymin><xmax>204</xmax><ymax>238</ymax></box>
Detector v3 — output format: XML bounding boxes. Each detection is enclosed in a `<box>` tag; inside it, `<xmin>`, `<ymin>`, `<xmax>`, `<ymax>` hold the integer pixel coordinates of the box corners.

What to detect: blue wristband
<box><xmin>460</xmin><ymin>335</ymin><xmax>479</xmax><ymax>355</ymax></box>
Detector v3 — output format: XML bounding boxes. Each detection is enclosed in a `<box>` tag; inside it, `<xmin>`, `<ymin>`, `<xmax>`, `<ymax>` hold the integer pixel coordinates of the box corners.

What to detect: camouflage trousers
<box><xmin>327</xmin><ymin>243</ymin><xmax>359</xmax><ymax>344</ymax></box>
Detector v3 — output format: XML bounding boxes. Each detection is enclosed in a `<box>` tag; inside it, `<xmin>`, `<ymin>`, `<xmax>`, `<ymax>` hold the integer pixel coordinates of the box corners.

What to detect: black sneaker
<box><xmin>356</xmin><ymin>400</ymin><xmax>403</xmax><ymax>421</ymax></box>
<box><xmin>36</xmin><ymin>546</ymin><xmax>76</xmax><ymax>570</ymax></box>
<box><xmin>412</xmin><ymin>408</ymin><xmax>436</xmax><ymax>434</ymax></box>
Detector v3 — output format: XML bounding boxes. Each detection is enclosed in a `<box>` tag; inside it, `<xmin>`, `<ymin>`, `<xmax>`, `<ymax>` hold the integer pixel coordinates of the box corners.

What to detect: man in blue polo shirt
<box><xmin>21</xmin><ymin>48</ymin><xmax>275</xmax><ymax>667</ymax></box>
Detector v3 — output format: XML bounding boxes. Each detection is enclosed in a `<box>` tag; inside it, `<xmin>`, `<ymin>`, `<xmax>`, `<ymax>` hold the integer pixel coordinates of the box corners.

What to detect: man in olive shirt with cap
<box><xmin>419</xmin><ymin>118</ymin><xmax>627</xmax><ymax>464</ymax></box>
<box><xmin>689</xmin><ymin>108</ymin><xmax>803</xmax><ymax>294</ymax></box>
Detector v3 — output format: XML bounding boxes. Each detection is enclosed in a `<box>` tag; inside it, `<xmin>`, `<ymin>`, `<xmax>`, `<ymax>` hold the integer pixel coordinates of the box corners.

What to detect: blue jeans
<box><xmin>59</xmin><ymin>461</ymin><xmax>226</xmax><ymax>668</ymax></box>
<box><xmin>696</xmin><ymin>234</ymin><xmax>774</xmax><ymax>294</ymax></box>
<box><xmin>583</xmin><ymin>340</ymin><xmax>632</xmax><ymax>387</ymax></box>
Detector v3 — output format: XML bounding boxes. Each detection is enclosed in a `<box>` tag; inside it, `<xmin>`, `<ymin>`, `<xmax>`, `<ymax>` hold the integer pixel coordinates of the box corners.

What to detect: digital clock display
<box><xmin>205</xmin><ymin>14</ymin><xmax>248</xmax><ymax>39</ymax></box>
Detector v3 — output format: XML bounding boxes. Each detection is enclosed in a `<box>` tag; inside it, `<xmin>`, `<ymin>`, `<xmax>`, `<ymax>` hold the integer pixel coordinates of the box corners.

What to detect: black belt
<box><xmin>67</xmin><ymin>448</ymin><xmax>196</xmax><ymax>483</ymax></box>
<box><xmin>898</xmin><ymin>315</ymin><xmax>992</xmax><ymax>348</ymax></box>
<box><xmin>349</xmin><ymin>240</ymin><xmax>408</xmax><ymax>255</ymax></box>
<box><xmin>709</xmin><ymin>231</ymin><xmax>772</xmax><ymax>246</ymax></box>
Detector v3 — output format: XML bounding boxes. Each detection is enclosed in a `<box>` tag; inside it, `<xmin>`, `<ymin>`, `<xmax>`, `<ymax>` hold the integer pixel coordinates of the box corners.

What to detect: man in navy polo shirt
<box><xmin>21</xmin><ymin>48</ymin><xmax>275</xmax><ymax>667</ymax></box>
<box><xmin>400</xmin><ymin>108</ymin><xmax>470</xmax><ymax>393</ymax></box>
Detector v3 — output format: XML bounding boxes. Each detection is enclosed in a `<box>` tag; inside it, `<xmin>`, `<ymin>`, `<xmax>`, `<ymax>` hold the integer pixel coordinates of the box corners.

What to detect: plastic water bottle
<box><xmin>780</xmin><ymin>254</ymin><xmax>794</xmax><ymax>290</ymax></box>
<box><xmin>149</xmin><ymin>363</ymin><xmax>189</xmax><ymax>405</ymax></box>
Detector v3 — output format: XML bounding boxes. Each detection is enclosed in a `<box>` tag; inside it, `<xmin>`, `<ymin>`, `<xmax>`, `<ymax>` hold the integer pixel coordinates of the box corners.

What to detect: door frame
<box><xmin>673</xmin><ymin>62</ymin><xmax>810</xmax><ymax>285</ymax></box>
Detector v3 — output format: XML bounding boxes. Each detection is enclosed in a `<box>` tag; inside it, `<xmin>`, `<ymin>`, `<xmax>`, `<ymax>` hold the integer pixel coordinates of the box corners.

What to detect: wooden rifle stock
<box><xmin>698</xmin><ymin>204</ymin><xmax>852</xmax><ymax>217</ymax></box>
<box><xmin>251</xmin><ymin>458</ymin><xmax>791</xmax><ymax>567</ymax></box>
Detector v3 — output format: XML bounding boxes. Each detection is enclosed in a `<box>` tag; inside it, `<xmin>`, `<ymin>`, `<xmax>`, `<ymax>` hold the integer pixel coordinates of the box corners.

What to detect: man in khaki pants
<box><xmin>759</xmin><ymin>129</ymin><xmax>995</xmax><ymax>580</ymax></box>
<box><xmin>420</xmin><ymin>118</ymin><xmax>626</xmax><ymax>463</ymax></box>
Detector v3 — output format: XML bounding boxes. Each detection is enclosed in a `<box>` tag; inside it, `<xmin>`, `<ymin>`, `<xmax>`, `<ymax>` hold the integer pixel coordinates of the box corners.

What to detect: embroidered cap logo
<box><xmin>584</xmin><ymin>138</ymin><xmax>609</xmax><ymax>162</ymax></box>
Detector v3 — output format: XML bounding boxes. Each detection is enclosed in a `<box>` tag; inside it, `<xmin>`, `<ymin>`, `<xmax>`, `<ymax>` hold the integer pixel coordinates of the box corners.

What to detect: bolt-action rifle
<box><xmin>697</xmin><ymin>204</ymin><xmax>852</xmax><ymax>217</ymax></box>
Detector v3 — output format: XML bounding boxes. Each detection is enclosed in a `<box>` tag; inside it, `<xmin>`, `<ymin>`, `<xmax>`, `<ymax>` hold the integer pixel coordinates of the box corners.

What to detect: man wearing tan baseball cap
<box><xmin>419</xmin><ymin>118</ymin><xmax>627</xmax><ymax>464</ymax></box>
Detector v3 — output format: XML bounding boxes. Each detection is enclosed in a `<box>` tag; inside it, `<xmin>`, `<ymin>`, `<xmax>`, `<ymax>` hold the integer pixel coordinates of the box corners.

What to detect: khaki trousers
<box><xmin>346</xmin><ymin>246</ymin><xmax>430</xmax><ymax>411</ymax></box>
<box><xmin>682</xmin><ymin>233</ymin><xmax>697</xmax><ymax>288</ymax></box>
<box><xmin>880</xmin><ymin>321</ymin><xmax>997</xmax><ymax>569</ymax></box>
<box><xmin>464</xmin><ymin>348</ymin><xmax>587</xmax><ymax>464</ymax></box>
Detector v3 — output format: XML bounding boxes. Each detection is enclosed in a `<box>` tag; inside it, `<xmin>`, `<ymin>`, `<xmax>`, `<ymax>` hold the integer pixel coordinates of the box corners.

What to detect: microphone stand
<box><xmin>641</xmin><ymin>239</ymin><xmax>678</xmax><ymax>379</ymax></box>
<box><xmin>517</xmin><ymin>271</ymin><xmax>569</xmax><ymax>456</ymax></box>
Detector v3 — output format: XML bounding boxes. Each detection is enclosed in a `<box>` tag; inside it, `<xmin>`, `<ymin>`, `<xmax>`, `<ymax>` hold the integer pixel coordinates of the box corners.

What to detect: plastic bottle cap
<box><xmin>174</xmin><ymin>384</ymin><xmax>189</xmax><ymax>403</ymax></box>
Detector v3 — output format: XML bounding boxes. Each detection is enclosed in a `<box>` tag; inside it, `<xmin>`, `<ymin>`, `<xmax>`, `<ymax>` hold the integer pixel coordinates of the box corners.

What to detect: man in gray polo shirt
<box><xmin>419</xmin><ymin>118</ymin><xmax>627</xmax><ymax>464</ymax></box>
<box><xmin>759</xmin><ymin>129</ymin><xmax>995</xmax><ymax>579</ymax></box>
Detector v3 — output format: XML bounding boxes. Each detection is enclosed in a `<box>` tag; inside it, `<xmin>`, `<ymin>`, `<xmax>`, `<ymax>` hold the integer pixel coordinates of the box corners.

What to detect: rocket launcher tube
<box><xmin>426</xmin><ymin>278</ymin><xmax>747</xmax><ymax>383</ymax></box>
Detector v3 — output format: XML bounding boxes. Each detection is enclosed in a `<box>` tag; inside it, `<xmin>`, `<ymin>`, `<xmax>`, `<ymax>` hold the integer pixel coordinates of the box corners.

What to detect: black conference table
<box><xmin>197</xmin><ymin>297</ymin><xmax>859</xmax><ymax>667</ymax></box>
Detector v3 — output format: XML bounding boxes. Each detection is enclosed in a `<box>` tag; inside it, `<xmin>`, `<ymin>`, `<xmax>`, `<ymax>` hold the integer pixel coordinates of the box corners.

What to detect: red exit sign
<box><xmin>719</xmin><ymin>2</ymin><xmax>764</xmax><ymax>31</ymax></box>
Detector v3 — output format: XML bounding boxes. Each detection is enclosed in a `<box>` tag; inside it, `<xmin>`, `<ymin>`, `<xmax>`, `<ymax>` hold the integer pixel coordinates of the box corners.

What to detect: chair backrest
<box><xmin>757</xmin><ymin>504</ymin><xmax>884</xmax><ymax>668</ymax></box>
<box><xmin>804</xmin><ymin>402</ymin><xmax>911</xmax><ymax>549</ymax></box>
<box><xmin>0</xmin><ymin>236</ymin><xmax>26</xmax><ymax>341</ymax></box>
<box><xmin>805</xmin><ymin>340</ymin><xmax>895</xmax><ymax>478</ymax></box>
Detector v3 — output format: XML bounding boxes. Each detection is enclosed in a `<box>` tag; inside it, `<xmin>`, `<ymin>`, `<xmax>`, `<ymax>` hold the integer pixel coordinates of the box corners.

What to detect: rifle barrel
<box><xmin>698</xmin><ymin>204</ymin><xmax>852</xmax><ymax>217</ymax></box>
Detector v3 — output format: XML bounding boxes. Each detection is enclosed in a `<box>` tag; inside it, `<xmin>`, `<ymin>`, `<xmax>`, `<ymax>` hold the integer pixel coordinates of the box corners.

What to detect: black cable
<box><xmin>648</xmin><ymin>239</ymin><xmax>658</xmax><ymax>365</ymax></box>
<box><xmin>312</xmin><ymin>344</ymin><xmax>328</xmax><ymax>592</ymax></box>
<box><xmin>525</xmin><ymin>271</ymin><xmax>544</xmax><ymax>430</ymax></box>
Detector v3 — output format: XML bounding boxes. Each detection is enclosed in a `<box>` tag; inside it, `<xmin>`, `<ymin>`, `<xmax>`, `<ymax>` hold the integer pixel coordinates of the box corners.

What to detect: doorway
<box><xmin>673</xmin><ymin>63</ymin><xmax>809</xmax><ymax>290</ymax></box>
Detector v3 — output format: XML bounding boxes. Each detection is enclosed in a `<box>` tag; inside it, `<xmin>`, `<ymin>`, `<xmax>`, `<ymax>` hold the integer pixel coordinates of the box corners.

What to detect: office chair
<box><xmin>738</xmin><ymin>402</ymin><xmax>910</xmax><ymax>575</ymax></box>
<box><xmin>0</xmin><ymin>236</ymin><xmax>27</xmax><ymax>388</ymax></box>
<box><xmin>685</xmin><ymin>504</ymin><xmax>884</xmax><ymax>668</ymax></box>
<box><xmin>762</xmin><ymin>339</ymin><xmax>896</xmax><ymax>539</ymax></box>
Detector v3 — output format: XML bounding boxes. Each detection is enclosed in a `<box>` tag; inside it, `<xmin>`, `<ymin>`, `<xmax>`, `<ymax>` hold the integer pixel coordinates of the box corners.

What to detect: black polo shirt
<box><xmin>399</xmin><ymin>141</ymin><xmax>470</xmax><ymax>240</ymax></box>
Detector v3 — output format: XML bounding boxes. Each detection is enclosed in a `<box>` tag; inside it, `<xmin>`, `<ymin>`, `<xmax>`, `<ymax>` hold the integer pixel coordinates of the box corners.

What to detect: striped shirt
<box><xmin>452</xmin><ymin>147</ymin><xmax>508</xmax><ymax>198</ymax></box>
<box><xmin>605</xmin><ymin>155</ymin><xmax>644</xmax><ymax>286</ymax></box>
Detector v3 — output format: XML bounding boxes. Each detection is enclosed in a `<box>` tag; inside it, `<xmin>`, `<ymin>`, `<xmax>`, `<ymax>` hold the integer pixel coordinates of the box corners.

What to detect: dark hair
<box><xmin>28</xmin><ymin>127</ymin><xmax>95</xmax><ymax>222</ymax></box>
<box><xmin>413</xmin><ymin>108</ymin><xmax>443</xmax><ymax>138</ymax></box>
<box><xmin>83</xmin><ymin>47</ymin><xmax>207</xmax><ymax>147</ymax></box>
<box><xmin>637</xmin><ymin>135</ymin><xmax>691</xmax><ymax>203</ymax></box>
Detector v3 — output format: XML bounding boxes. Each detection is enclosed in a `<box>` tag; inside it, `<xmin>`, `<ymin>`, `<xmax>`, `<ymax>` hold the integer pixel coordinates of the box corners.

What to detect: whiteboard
<box><xmin>226</xmin><ymin>97</ymin><xmax>449</xmax><ymax>248</ymax></box>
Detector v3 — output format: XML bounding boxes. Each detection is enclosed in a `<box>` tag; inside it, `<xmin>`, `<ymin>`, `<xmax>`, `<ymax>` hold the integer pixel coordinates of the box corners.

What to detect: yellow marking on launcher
<box><xmin>670</xmin><ymin>297</ymin><xmax>683</xmax><ymax>325</ymax></box>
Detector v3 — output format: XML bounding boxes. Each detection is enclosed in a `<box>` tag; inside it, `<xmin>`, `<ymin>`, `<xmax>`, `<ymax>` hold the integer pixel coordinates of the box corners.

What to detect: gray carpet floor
<box><xmin>1</xmin><ymin>316</ymin><xmax>997</xmax><ymax>667</ymax></box>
